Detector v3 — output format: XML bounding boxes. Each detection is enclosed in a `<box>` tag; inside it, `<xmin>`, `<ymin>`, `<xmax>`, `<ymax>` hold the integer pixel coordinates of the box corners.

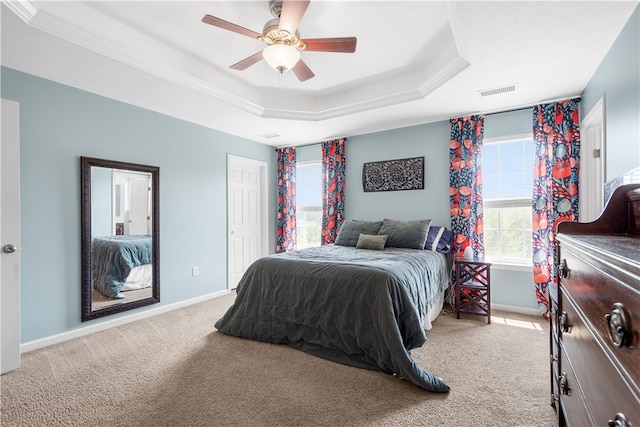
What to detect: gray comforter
<box><xmin>215</xmin><ymin>244</ymin><xmax>451</xmax><ymax>392</ymax></box>
<box><xmin>92</xmin><ymin>235</ymin><xmax>152</xmax><ymax>298</ymax></box>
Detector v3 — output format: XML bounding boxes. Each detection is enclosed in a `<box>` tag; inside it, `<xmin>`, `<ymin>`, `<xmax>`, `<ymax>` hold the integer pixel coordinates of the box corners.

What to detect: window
<box><xmin>296</xmin><ymin>162</ymin><xmax>322</xmax><ymax>248</ymax></box>
<box><xmin>483</xmin><ymin>136</ymin><xmax>534</xmax><ymax>265</ymax></box>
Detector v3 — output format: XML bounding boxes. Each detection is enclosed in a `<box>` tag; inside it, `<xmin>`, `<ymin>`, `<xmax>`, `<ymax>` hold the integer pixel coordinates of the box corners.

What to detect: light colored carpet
<box><xmin>1</xmin><ymin>293</ymin><xmax>556</xmax><ymax>426</ymax></box>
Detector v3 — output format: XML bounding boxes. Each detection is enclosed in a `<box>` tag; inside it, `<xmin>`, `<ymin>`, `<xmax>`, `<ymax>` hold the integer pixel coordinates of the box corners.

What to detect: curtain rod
<box><xmin>275</xmin><ymin>96</ymin><xmax>582</xmax><ymax>149</ymax></box>
<box><xmin>482</xmin><ymin>96</ymin><xmax>581</xmax><ymax>117</ymax></box>
<box><xmin>275</xmin><ymin>137</ymin><xmax>347</xmax><ymax>150</ymax></box>
<box><xmin>274</xmin><ymin>141</ymin><xmax>321</xmax><ymax>151</ymax></box>
<box><xmin>484</xmin><ymin>105</ymin><xmax>532</xmax><ymax>117</ymax></box>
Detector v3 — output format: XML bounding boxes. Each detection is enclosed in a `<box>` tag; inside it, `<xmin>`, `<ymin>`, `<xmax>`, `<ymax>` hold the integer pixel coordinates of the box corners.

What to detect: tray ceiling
<box><xmin>2</xmin><ymin>1</ymin><xmax>638</xmax><ymax>146</ymax></box>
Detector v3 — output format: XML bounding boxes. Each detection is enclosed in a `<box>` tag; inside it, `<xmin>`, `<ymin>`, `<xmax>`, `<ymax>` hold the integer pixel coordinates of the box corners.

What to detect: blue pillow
<box><xmin>425</xmin><ymin>226</ymin><xmax>454</xmax><ymax>253</ymax></box>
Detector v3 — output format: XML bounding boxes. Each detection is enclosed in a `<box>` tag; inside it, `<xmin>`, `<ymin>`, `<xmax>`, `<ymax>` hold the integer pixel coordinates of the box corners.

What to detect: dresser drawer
<box><xmin>629</xmin><ymin>188</ymin><xmax>640</xmax><ymax>233</ymax></box>
<box><xmin>553</xmin><ymin>187</ymin><xmax>640</xmax><ymax>426</ymax></box>
<box><xmin>550</xmin><ymin>356</ymin><xmax>562</xmax><ymax>417</ymax></box>
<box><xmin>555</xmin><ymin>350</ymin><xmax>592</xmax><ymax>427</ymax></box>
<box><xmin>550</xmin><ymin>300</ymin><xmax>560</xmax><ymax>351</ymax></box>
<box><xmin>559</xmin><ymin>290</ymin><xmax>640</xmax><ymax>425</ymax></box>
<box><xmin>559</xmin><ymin>240</ymin><xmax>640</xmax><ymax>386</ymax></box>
<box><xmin>549</xmin><ymin>294</ymin><xmax>562</xmax><ymax>417</ymax></box>
<box><xmin>549</xmin><ymin>299</ymin><xmax>560</xmax><ymax>394</ymax></box>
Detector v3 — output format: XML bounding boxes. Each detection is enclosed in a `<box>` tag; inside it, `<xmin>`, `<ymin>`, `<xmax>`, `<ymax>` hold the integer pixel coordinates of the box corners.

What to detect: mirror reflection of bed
<box><xmin>90</xmin><ymin>166</ymin><xmax>154</xmax><ymax>312</ymax></box>
<box><xmin>90</xmin><ymin>235</ymin><xmax>153</xmax><ymax>311</ymax></box>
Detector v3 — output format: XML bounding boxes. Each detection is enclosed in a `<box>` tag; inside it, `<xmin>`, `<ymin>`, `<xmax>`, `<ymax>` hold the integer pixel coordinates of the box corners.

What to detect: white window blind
<box><xmin>483</xmin><ymin>137</ymin><xmax>534</xmax><ymax>265</ymax></box>
<box><xmin>296</xmin><ymin>162</ymin><xmax>322</xmax><ymax>248</ymax></box>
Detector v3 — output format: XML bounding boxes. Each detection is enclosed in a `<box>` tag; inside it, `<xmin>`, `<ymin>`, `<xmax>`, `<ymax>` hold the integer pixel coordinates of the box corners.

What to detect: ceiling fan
<box><xmin>201</xmin><ymin>0</ymin><xmax>357</xmax><ymax>82</ymax></box>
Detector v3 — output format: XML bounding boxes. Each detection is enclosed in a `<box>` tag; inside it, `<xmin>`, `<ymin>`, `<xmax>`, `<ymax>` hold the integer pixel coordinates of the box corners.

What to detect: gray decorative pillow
<box><xmin>356</xmin><ymin>234</ymin><xmax>388</xmax><ymax>250</ymax></box>
<box><xmin>378</xmin><ymin>218</ymin><xmax>431</xmax><ymax>249</ymax></box>
<box><xmin>334</xmin><ymin>220</ymin><xmax>384</xmax><ymax>247</ymax></box>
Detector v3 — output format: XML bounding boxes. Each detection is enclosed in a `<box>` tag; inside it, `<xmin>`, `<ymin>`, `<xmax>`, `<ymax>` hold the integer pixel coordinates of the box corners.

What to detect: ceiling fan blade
<box><xmin>303</xmin><ymin>37</ymin><xmax>357</xmax><ymax>53</ymax></box>
<box><xmin>230</xmin><ymin>51</ymin><xmax>264</xmax><ymax>70</ymax></box>
<box><xmin>292</xmin><ymin>59</ymin><xmax>315</xmax><ymax>82</ymax></box>
<box><xmin>202</xmin><ymin>15</ymin><xmax>263</xmax><ymax>40</ymax></box>
<box><xmin>278</xmin><ymin>0</ymin><xmax>310</xmax><ymax>35</ymax></box>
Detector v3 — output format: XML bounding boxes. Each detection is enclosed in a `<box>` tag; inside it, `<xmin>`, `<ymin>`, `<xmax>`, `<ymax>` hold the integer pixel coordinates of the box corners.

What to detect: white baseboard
<box><xmin>20</xmin><ymin>293</ymin><xmax>542</xmax><ymax>354</ymax></box>
<box><xmin>21</xmin><ymin>290</ymin><xmax>231</xmax><ymax>354</ymax></box>
<box><xmin>491</xmin><ymin>303</ymin><xmax>544</xmax><ymax>317</ymax></box>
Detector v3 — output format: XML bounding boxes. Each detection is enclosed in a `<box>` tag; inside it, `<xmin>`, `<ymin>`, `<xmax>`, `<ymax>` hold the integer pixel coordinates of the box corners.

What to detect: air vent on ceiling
<box><xmin>479</xmin><ymin>84</ymin><xmax>516</xmax><ymax>97</ymax></box>
<box><xmin>260</xmin><ymin>132</ymin><xmax>280</xmax><ymax>139</ymax></box>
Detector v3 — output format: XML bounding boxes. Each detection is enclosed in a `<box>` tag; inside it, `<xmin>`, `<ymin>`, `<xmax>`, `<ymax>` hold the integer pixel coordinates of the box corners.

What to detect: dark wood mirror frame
<box><xmin>81</xmin><ymin>156</ymin><xmax>160</xmax><ymax>321</ymax></box>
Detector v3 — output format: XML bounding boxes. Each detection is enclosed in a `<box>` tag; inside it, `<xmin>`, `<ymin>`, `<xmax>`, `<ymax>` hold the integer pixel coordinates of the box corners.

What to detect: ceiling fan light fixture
<box><xmin>263</xmin><ymin>44</ymin><xmax>300</xmax><ymax>73</ymax></box>
<box><xmin>201</xmin><ymin>0</ymin><xmax>356</xmax><ymax>82</ymax></box>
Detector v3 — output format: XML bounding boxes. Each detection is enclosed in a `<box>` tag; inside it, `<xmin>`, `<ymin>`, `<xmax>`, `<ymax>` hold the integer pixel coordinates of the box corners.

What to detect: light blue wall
<box><xmin>284</xmin><ymin>116</ymin><xmax>541</xmax><ymax>313</ymax></box>
<box><xmin>91</xmin><ymin>167</ymin><xmax>112</xmax><ymax>237</ymax></box>
<box><xmin>296</xmin><ymin>144</ymin><xmax>321</xmax><ymax>163</ymax></box>
<box><xmin>484</xmin><ymin>108</ymin><xmax>532</xmax><ymax>139</ymax></box>
<box><xmin>347</xmin><ymin>122</ymin><xmax>451</xmax><ymax>227</ymax></box>
<box><xmin>346</xmin><ymin>110</ymin><xmax>540</xmax><ymax>312</ymax></box>
<box><xmin>490</xmin><ymin>268</ymin><xmax>538</xmax><ymax>311</ymax></box>
<box><xmin>294</xmin><ymin>132</ymin><xmax>452</xmax><ymax>227</ymax></box>
<box><xmin>347</xmin><ymin>108</ymin><xmax>535</xmax><ymax>227</ymax></box>
<box><xmin>1</xmin><ymin>67</ymin><xmax>276</xmax><ymax>343</ymax></box>
<box><xmin>581</xmin><ymin>4</ymin><xmax>640</xmax><ymax>180</ymax></box>
<box><xmin>6</xmin><ymin>3</ymin><xmax>638</xmax><ymax>343</ymax></box>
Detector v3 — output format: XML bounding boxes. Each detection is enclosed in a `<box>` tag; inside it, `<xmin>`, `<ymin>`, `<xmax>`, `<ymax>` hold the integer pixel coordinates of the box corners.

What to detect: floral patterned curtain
<box><xmin>321</xmin><ymin>138</ymin><xmax>346</xmax><ymax>245</ymax></box>
<box><xmin>532</xmin><ymin>99</ymin><xmax>580</xmax><ymax>312</ymax></box>
<box><xmin>276</xmin><ymin>147</ymin><xmax>296</xmax><ymax>253</ymax></box>
<box><xmin>449</xmin><ymin>115</ymin><xmax>485</xmax><ymax>258</ymax></box>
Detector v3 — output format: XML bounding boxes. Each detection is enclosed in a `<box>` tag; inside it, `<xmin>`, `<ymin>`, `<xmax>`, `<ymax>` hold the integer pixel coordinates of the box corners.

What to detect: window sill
<box><xmin>489</xmin><ymin>262</ymin><xmax>532</xmax><ymax>272</ymax></box>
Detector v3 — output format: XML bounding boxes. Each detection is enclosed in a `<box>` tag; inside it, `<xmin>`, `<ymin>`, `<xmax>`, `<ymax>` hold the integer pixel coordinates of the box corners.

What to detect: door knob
<box><xmin>3</xmin><ymin>244</ymin><xmax>17</xmax><ymax>253</ymax></box>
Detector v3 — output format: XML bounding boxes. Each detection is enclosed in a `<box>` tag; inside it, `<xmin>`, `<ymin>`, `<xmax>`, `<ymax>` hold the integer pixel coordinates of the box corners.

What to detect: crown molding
<box><xmin>3</xmin><ymin>1</ymin><xmax>469</xmax><ymax>123</ymax></box>
<box><xmin>4</xmin><ymin>1</ymin><xmax>265</xmax><ymax>117</ymax></box>
<box><xmin>3</xmin><ymin>0</ymin><xmax>38</xmax><ymax>23</ymax></box>
<box><xmin>262</xmin><ymin>59</ymin><xmax>468</xmax><ymax>122</ymax></box>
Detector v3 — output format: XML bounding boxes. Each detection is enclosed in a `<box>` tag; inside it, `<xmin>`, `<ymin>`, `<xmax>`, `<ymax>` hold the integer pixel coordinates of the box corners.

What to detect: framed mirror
<box><xmin>81</xmin><ymin>156</ymin><xmax>160</xmax><ymax>321</ymax></box>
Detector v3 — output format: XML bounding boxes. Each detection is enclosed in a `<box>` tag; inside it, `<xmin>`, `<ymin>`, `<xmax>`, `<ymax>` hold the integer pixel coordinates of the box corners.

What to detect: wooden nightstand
<box><xmin>454</xmin><ymin>256</ymin><xmax>491</xmax><ymax>324</ymax></box>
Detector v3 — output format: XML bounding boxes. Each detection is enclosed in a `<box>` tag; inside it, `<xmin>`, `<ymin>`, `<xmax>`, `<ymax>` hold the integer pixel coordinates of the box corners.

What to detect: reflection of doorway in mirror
<box><xmin>112</xmin><ymin>174</ymin><xmax>125</xmax><ymax>235</ymax></box>
<box><xmin>111</xmin><ymin>171</ymin><xmax>152</xmax><ymax>236</ymax></box>
<box><xmin>129</xmin><ymin>178</ymin><xmax>151</xmax><ymax>235</ymax></box>
<box><xmin>113</xmin><ymin>181</ymin><xmax>124</xmax><ymax>234</ymax></box>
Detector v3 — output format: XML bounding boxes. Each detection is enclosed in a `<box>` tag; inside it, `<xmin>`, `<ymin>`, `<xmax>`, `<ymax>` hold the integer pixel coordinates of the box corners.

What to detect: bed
<box><xmin>215</xmin><ymin>219</ymin><xmax>454</xmax><ymax>392</ymax></box>
<box><xmin>91</xmin><ymin>235</ymin><xmax>153</xmax><ymax>299</ymax></box>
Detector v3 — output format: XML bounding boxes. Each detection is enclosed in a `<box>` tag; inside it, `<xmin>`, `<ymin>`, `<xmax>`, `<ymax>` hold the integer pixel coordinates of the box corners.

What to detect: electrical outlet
<box><xmin>192</xmin><ymin>266</ymin><xmax>198</xmax><ymax>277</ymax></box>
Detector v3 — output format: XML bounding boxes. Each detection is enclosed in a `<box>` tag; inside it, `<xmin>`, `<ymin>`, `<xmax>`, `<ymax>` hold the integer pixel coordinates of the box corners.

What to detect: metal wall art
<box><xmin>362</xmin><ymin>156</ymin><xmax>424</xmax><ymax>192</ymax></box>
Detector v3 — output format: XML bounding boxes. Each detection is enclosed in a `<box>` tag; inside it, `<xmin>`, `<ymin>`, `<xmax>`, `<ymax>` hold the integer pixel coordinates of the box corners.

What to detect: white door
<box><xmin>1</xmin><ymin>99</ymin><xmax>21</xmax><ymax>374</ymax></box>
<box><xmin>128</xmin><ymin>178</ymin><xmax>150</xmax><ymax>235</ymax></box>
<box><xmin>579</xmin><ymin>97</ymin><xmax>605</xmax><ymax>222</ymax></box>
<box><xmin>227</xmin><ymin>155</ymin><xmax>267</xmax><ymax>290</ymax></box>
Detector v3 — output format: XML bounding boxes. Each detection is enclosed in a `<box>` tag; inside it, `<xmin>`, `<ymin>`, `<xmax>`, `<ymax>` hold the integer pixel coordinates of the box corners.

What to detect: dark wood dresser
<box><xmin>550</xmin><ymin>183</ymin><xmax>640</xmax><ymax>426</ymax></box>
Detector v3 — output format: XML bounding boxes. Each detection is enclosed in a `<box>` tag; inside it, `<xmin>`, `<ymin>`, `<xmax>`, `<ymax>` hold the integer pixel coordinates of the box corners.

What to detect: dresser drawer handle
<box><xmin>608</xmin><ymin>412</ymin><xmax>630</xmax><ymax>427</ymax></box>
<box><xmin>559</xmin><ymin>311</ymin><xmax>571</xmax><ymax>334</ymax></box>
<box><xmin>557</xmin><ymin>372</ymin><xmax>570</xmax><ymax>396</ymax></box>
<box><xmin>557</xmin><ymin>259</ymin><xmax>569</xmax><ymax>279</ymax></box>
<box><xmin>604</xmin><ymin>303</ymin><xmax>632</xmax><ymax>347</ymax></box>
